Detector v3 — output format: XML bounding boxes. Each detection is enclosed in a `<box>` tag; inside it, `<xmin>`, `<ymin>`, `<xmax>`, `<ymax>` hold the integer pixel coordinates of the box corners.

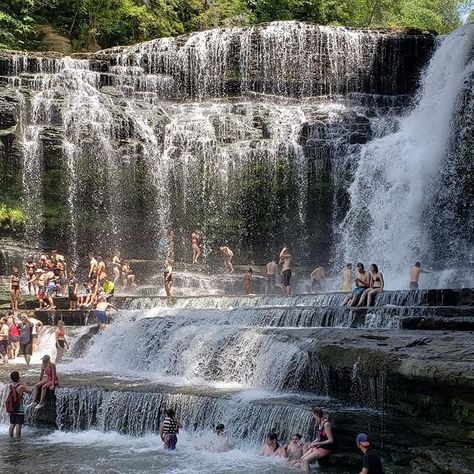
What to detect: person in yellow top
<box><xmin>342</xmin><ymin>263</ymin><xmax>352</xmax><ymax>292</ymax></box>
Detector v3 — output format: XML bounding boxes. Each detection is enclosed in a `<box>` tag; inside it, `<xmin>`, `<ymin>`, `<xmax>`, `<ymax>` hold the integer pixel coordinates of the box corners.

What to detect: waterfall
<box><xmin>0</xmin><ymin>21</ymin><xmax>436</xmax><ymax>263</ymax></box>
<box><xmin>339</xmin><ymin>24</ymin><xmax>474</xmax><ymax>280</ymax></box>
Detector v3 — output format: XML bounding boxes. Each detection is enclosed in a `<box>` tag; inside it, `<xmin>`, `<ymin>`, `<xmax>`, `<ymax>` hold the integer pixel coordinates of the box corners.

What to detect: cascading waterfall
<box><xmin>0</xmin><ymin>21</ymin><xmax>438</xmax><ymax>264</ymax></box>
<box><xmin>340</xmin><ymin>24</ymin><xmax>474</xmax><ymax>279</ymax></box>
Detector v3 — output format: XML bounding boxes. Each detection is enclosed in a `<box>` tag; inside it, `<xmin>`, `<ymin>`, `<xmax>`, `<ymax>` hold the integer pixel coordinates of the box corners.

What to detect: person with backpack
<box><xmin>160</xmin><ymin>408</ymin><xmax>182</xmax><ymax>450</ymax></box>
<box><xmin>6</xmin><ymin>371</ymin><xmax>31</xmax><ymax>437</ymax></box>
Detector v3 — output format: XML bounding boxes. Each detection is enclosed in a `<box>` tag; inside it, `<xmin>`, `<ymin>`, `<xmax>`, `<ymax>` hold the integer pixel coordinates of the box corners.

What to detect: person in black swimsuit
<box><xmin>9</xmin><ymin>268</ymin><xmax>21</xmax><ymax>311</ymax></box>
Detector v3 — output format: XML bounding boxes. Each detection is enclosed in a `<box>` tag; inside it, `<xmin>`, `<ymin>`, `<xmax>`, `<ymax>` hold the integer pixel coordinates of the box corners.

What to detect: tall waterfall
<box><xmin>340</xmin><ymin>24</ymin><xmax>474</xmax><ymax>279</ymax></box>
<box><xmin>0</xmin><ymin>21</ymin><xmax>439</xmax><ymax>268</ymax></box>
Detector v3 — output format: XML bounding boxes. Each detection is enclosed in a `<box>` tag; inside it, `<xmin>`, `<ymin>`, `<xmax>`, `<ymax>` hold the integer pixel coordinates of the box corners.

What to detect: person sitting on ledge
<box><xmin>358</xmin><ymin>264</ymin><xmax>384</xmax><ymax>307</ymax></box>
<box><xmin>259</xmin><ymin>432</ymin><xmax>284</xmax><ymax>457</ymax></box>
<box><xmin>356</xmin><ymin>433</ymin><xmax>384</xmax><ymax>474</ymax></box>
<box><xmin>294</xmin><ymin>407</ymin><xmax>334</xmax><ymax>472</ymax></box>
<box><xmin>32</xmin><ymin>354</ymin><xmax>58</xmax><ymax>410</ymax></box>
<box><xmin>342</xmin><ymin>263</ymin><xmax>371</xmax><ymax>306</ymax></box>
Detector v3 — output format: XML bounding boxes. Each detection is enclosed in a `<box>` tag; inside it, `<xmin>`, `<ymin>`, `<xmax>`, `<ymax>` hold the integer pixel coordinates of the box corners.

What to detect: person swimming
<box><xmin>284</xmin><ymin>433</ymin><xmax>305</xmax><ymax>462</ymax></box>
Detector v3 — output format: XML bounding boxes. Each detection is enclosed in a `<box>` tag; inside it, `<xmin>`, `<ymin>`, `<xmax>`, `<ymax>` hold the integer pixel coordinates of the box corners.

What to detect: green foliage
<box><xmin>0</xmin><ymin>0</ymin><xmax>468</xmax><ymax>52</ymax></box>
<box><xmin>0</xmin><ymin>202</ymin><xmax>25</xmax><ymax>230</ymax></box>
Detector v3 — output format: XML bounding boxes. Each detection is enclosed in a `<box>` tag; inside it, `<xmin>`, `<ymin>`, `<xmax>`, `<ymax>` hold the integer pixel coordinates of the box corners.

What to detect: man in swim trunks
<box><xmin>96</xmin><ymin>256</ymin><xmax>107</xmax><ymax>284</ymax></box>
<box><xmin>279</xmin><ymin>248</ymin><xmax>293</xmax><ymax>296</ymax></box>
<box><xmin>219</xmin><ymin>246</ymin><xmax>234</xmax><ymax>273</ymax></box>
<box><xmin>8</xmin><ymin>371</ymin><xmax>31</xmax><ymax>438</ymax></box>
<box><xmin>88</xmin><ymin>253</ymin><xmax>98</xmax><ymax>282</ymax></box>
<box><xmin>310</xmin><ymin>266</ymin><xmax>326</xmax><ymax>292</ymax></box>
<box><xmin>94</xmin><ymin>299</ymin><xmax>117</xmax><ymax>330</ymax></box>
<box><xmin>341</xmin><ymin>263</ymin><xmax>371</xmax><ymax>306</ymax></box>
<box><xmin>409</xmin><ymin>262</ymin><xmax>431</xmax><ymax>290</ymax></box>
<box><xmin>342</xmin><ymin>263</ymin><xmax>352</xmax><ymax>292</ymax></box>
<box><xmin>265</xmin><ymin>258</ymin><xmax>279</xmax><ymax>294</ymax></box>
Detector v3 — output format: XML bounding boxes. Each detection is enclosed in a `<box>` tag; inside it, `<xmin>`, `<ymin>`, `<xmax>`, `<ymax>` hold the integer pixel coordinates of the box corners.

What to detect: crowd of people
<box><xmin>6</xmin><ymin>250</ymin><xmax>137</xmax><ymax>313</ymax></box>
<box><xmin>157</xmin><ymin>405</ymin><xmax>384</xmax><ymax>473</ymax></box>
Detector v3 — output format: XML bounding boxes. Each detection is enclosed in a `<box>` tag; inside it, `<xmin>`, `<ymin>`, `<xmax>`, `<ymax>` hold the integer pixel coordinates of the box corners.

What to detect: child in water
<box><xmin>259</xmin><ymin>433</ymin><xmax>283</xmax><ymax>457</ymax></box>
<box><xmin>284</xmin><ymin>433</ymin><xmax>305</xmax><ymax>462</ymax></box>
<box><xmin>160</xmin><ymin>408</ymin><xmax>182</xmax><ymax>450</ymax></box>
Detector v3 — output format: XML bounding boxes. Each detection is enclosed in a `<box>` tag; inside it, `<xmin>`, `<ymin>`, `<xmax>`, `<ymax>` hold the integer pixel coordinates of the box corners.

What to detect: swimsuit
<box><xmin>282</xmin><ymin>269</ymin><xmax>292</xmax><ymax>287</ymax></box>
<box><xmin>94</xmin><ymin>310</ymin><xmax>107</xmax><ymax>324</ymax></box>
<box><xmin>162</xmin><ymin>416</ymin><xmax>179</xmax><ymax>450</ymax></box>
<box><xmin>410</xmin><ymin>281</ymin><xmax>419</xmax><ymax>290</ymax></box>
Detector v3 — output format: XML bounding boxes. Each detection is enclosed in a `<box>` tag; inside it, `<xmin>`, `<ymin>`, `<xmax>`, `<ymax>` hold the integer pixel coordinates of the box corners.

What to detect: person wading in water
<box><xmin>160</xmin><ymin>408</ymin><xmax>182</xmax><ymax>450</ymax></box>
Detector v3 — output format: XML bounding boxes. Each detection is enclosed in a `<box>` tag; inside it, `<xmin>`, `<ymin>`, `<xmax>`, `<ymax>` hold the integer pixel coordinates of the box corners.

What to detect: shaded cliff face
<box><xmin>0</xmin><ymin>22</ymin><xmax>437</xmax><ymax>266</ymax></box>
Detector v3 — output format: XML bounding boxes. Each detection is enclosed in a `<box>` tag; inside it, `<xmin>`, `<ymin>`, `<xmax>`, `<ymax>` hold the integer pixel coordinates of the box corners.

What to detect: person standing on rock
<box><xmin>29</xmin><ymin>313</ymin><xmax>43</xmax><ymax>354</ymax></box>
<box><xmin>310</xmin><ymin>266</ymin><xmax>326</xmax><ymax>292</ymax></box>
<box><xmin>163</xmin><ymin>260</ymin><xmax>173</xmax><ymax>297</ymax></box>
<box><xmin>219</xmin><ymin>246</ymin><xmax>234</xmax><ymax>273</ymax></box>
<box><xmin>9</xmin><ymin>267</ymin><xmax>21</xmax><ymax>311</ymax></box>
<box><xmin>55</xmin><ymin>320</ymin><xmax>69</xmax><ymax>363</ymax></box>
<box><xmin>0</xmin><ymin>316</ymin><xmax>9</xmax><ymax>364</ymax></box>
<box><xmin>24</xmin><ymin>257</ymin><xmax>37</xmax><ymax>295</ymax></box>
<box><xmin>409</xmin><ymin>262</ymin><xmax>431</xmax><ymax>290</ymax></box>
<box><xmin>242</xmin><ymin>268</ymin><xmax>253</xmax><ymax>295</ymax></box>
<box><xmin>7</xmin><ymin>370</ymin><xmax>31</xmax><ymax>438</ymax></box>
<box><xmin>279</xmin><ymin>247</ymin><xmax>293</xmax><ymax>295</ymax></box>
<box><xmin>96</xmin><ymin>256</ymin><xmax>107</xmax><ymax>285</ymax></box>
<box><xmin>356</xmin><ymin>433</ymin><xmax>384</xmax><ymax>474</ymax></box>
<box><xmin>342</xmin><ymin>263</ymin><xmax>352</xmax><ymax>292</ymax></box>
<box><xmin>18</xmin><ymin>313</ymin><xmax>33</xmax><ymax>368</ymax></box>
<box><xmin>192</xmin><ymin>229</ymin><xmax>201</xmax><ymax>264</ymax></box>
<box><xmin>88</xmin><ymin>253</ymin><xmax>98</xmax><ymax>282</ymax></box>
<box><xmin>265</xmin><ymin>258</ymin><xmax>279</xmax><ymax>294</ymax></box>
<box><xmin>112</xmin><ymin>251</ymin><xmax>122</xmax><ymax>285</ymax></box>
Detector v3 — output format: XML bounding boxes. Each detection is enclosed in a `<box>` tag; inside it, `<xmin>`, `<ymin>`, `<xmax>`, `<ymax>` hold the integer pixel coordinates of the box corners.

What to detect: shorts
<box><xmin>10</xmin><ymin>413</ymin><xmax>25</xmax><ymax>425</ymax></box>
<box><xmin>68</xmin><ymin>290</ymin><xmax>77</xmax><ymax>301</ymax></box>
<box><xmin>20</xmin><ymin>342</ymin><xmax>32</xmax><ymax>356</ymax></box>
<box><xmin>9</xmin><ymin>336</ymin><xmax>20</xmax><ymax>344</ymax></box>
<box><xmin>410</xmin><ymin>281</ymin><xmax>419</xmax><ymax>290</ymax></box>
<box><xmin>351</xmin><ymin>287</ymin><xmax>366</xmax><ymax>296</ymax></box>
<box><xmin>56</xmin><ymin>340</ymin><xmax>66</xmax><ymax>349</ymax></box>
<box><xmin>0</xmin><ymin>339</ymin><xmax>8</xmax><ymax>355</ymax></box>
<box><xmin>90</xmin><ymin>272</ymin><xmax>97</xmax><ymax>281</ymax></box>
<box><xmin>95</xmin><ymin>310</ymin><xmax>107</xmax><ymax>324</ymax></box>
<box><xmin>312</xmin><ymin>280</ymin><xmax>321</xmax><ymax>291</ymax></box>
<box><xmin>342</xmin><ymin>282</ymin><xmax>352</xmax><ymax>292</ymax></box>
<box><xmin>281</xmin><ymin>269</ymin><xmax>292</xmax><ymax>287</ymax></box>
<box><xmin>37</xmin><ymin>286</ymin><xmax>46</xmax><ymax>299</ymax></box>
<box><xmin>265</xmin><ymin>274</ymin><xmax>276</xmax><ymax>287</ymax></box>
<box><xmin>47</xmin><ymin>283</ymin><xmax>56</xmax><ymax>295</ymax></box>
<box><xmin>311</xmin><ymin>447</ymin><xmax>331</xmax><ymax>457</ymax></box>
<box><xmin>165</xmin><ymin>433</ymin><xmax>178</xmax><ymax>450</ymax></box>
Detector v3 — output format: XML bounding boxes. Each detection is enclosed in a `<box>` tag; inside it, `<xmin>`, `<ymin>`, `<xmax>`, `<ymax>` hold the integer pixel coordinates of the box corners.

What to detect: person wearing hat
<box><xmin>356</xmin><ymin>433</ymin><xmax>384</xmax><ymax>474</ymax></box>
<box><xmin>31</xmin><ymin>354</ymin><xmax>58</xmax><ymax>410</ymax></box>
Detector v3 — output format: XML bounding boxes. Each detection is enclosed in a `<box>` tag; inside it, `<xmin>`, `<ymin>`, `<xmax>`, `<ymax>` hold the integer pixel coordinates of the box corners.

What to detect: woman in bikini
<box><xmin>24</xmin><ymin>258</ymin><xmax>37</xmax><ymax>295</ymax></box>
<box><xmin>294</xmin><ymin>407</ymin><xmax>334</xmax><ymax>472</ymax></box>
<box><xmin>32</xmin><ymin>354</ymin><xmax>58</xmax><ymax>409</ymax></box>
<box><xmin>55</xmin><ymin>320</ymin><xmax>69</xmax><ymax>364</ymax></box>
<box><xmin>9</xmin><ymin>268</ymin><xmax>21</xmax><ymax>311</ymax></box>
<box><xmin>191</xmin><ymin>230</ymin><xmax>201</xmax><ymax>264</ymax></box>
<box><xmin>358</xmin><ymin>263</ymin><xmax>384</xmax><ymax>307</ymax></box>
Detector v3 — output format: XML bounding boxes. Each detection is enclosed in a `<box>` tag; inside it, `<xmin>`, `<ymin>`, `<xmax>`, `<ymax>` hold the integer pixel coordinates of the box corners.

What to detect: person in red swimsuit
<box><xmin>31</xmin><ymin>354</ymin><xmax>58</xmax><ymax>409</ymax></box>
<box><xmin>191</xmin><ymin>230</ymin><xmax>201</xmax><ymax>264</ymax></box>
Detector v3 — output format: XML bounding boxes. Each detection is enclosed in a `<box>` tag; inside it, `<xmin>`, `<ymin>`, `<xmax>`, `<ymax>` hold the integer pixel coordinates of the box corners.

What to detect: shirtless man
<box><xmin>219</xmin><ymin>246</ymin><xmax>234</xmax><ymax>273</ymax></box>
<box><xmin>342</xmin><ymin>263</ymin><xmax>371</xmax><ymax>306</ymax></box>
<box><xmin>94</xmin><ymin>298</ymin><xmax>117</xmax><ymax>330</ymax></box>
<box><xmin>88</xmin><ymin>253</ymin><xmax>98</xmax><ymax>282</ymax></box>
<box><xmin>24</xmin><ymin>257</ymin><xmax>37</xmax><ymax>294</ymax></box>
<box><xmin>8</xmin><ymin>371</ymin><xmax>31</xmax><ymax>438</ymax></box>
<box><xmin>112</xmin><ymin>251</ymin><xmax>121</xmax><ymax>284</ymax></box>
<box><xmin>342</xmin><ymin>263</ymin><xmax>352</xmax><ymax>292</ymax></box>
<box><xmin>192</xmin><ymin>230</ymin><xmax>201</xmax><ymax>264</ymax></box>
<box><xmin>279</xmin><ymin>248</ymin><xmax>293</xmax><ymax>296</ymax></box>
<box><xmin>29</xmin><ymin>315</ymin><xmax>43</xmax><ymax>354</ymax></box>
<box><xmin>96</xmin><ymin>256</ymin><xmax>107</xmax><ymax>284</ymax></box>
<box><xmin>410</xmin><ymin>262</ymin><xmax>431</xmax><ymax>290</ymax></box>
<box><xmin>310</xmin><ymin>266</ymin><xmax>326</xmax><ymax>292</ymax></box>
<box><xmin>265</xmin><ymin>259</ymin><xmax>279</xmax><ymax>294</ymax></box>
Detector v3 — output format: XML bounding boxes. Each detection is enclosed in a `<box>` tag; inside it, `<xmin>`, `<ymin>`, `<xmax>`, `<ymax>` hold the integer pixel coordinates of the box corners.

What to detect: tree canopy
<box><xmin>0</xmin><ymin>0</ymin><xmax>471</xmax><ymax>52</ymax></box>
